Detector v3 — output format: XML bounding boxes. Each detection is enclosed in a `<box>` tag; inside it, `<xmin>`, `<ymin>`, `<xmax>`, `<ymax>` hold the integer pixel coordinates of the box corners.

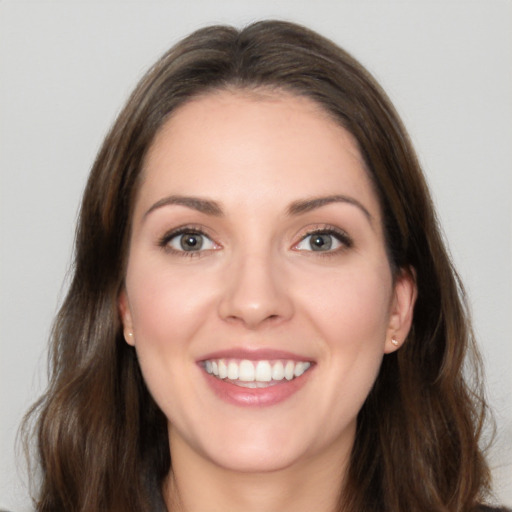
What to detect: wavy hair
<box><xmin>24</xmin><ymin>20</ymin><xmax>491</xmax><ymax>512</ymax></box>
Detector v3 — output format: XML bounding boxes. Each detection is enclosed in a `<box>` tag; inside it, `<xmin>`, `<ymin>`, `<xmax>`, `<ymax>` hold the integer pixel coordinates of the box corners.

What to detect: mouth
<box><xmin>201</xmin><ymin>358</ymin><xmax>312</xmax><ymax>388</ymax></box>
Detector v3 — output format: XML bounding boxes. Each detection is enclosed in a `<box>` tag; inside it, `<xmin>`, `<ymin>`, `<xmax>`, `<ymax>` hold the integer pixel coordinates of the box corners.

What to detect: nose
<box><xmin>218</xmin><ymin>251</ymin><xmax>294</xmax><ymax>329</ymax></box>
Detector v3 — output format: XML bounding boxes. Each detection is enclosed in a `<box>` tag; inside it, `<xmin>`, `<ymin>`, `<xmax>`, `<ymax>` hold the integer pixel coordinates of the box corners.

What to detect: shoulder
<box><xmin>474</xmin><ymin>506</ymin><xmax>512</xmax><ymax>512</ymax></box>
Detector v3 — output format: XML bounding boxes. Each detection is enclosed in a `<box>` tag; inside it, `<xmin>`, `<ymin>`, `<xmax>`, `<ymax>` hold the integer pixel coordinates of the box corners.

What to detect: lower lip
<box><xmin>201</xmin><ymin>368</ymin><xmax>312</xmax><ymax>407</ymax></box>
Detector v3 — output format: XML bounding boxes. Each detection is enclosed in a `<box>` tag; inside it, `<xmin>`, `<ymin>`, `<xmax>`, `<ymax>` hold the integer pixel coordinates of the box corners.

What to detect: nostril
<box><xmin>217</xmin><ymin>265</ymin><xmax>295</xmax><ymax>327</ymax></box>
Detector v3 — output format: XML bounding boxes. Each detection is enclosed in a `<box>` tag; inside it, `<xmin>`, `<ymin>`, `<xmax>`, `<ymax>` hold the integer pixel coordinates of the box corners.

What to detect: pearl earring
<box><xmin>391</xmin><ymin>337</ymin><xmax>399</xmax><ymax>346</ymax></box>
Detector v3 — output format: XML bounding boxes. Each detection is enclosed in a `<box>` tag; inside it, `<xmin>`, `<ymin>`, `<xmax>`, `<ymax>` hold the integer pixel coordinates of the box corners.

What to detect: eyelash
<box><xmin>158</xmin><ymin>226</ymin><xmax>217</xmax><ymax>257</ymax></box>
<box><xmin>157</xmin><ymin>224</ymin><xmax>353</xmax><ymax>257</ymax></box>
<box><xmin>294</xmin><ymin>226</ymin><xmax>353</xmax><ymax>255</ymax></box>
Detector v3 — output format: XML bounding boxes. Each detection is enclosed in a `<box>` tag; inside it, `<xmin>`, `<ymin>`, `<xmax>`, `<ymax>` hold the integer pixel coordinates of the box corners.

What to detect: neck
<box><xmin>163</xmin><ymin>433</ymin><xmax>350</xmax><ymax>512</ymax></box>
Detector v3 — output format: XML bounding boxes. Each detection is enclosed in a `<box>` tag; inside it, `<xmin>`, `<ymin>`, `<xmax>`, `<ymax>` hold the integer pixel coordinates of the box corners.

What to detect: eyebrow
<box><xmin>144</xmin><ymin>195</ymin><xmax>224</xmax><ymax>219</ymax></box>
<box><xmin>143</xmin><ymin>193</ymin><xmax>372</xmax><ymax>224</ymax></box>
<box><xmin>287</xmin><ymin>195</ymin><xmax>373</xmax><ymax>223</ymax></box>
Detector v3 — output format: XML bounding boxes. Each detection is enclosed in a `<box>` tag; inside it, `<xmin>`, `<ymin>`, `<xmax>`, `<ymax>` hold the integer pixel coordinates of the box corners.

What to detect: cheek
<box><xmin>297</xmin><ymin>263</ymin><xmax>393</xmax><ymax>346</ymax></box>
<box><xmin>126</xmin><ymin>258</ymin><xmax>216</xmax><ymax>345</ymax></box>
<box><xmin>124</xmin><ymin>258</ymin><xmax>219</xmax><ymax>417</ymax></box>
<box><xmin>297</xmin><ymin>266</ymin><xmax>392</xmax><ymax>430</ymax></box>
<box><xmin>298</xmin><ymin>264</ymin><xmax>392</xmax><ymax>385</ymax></box>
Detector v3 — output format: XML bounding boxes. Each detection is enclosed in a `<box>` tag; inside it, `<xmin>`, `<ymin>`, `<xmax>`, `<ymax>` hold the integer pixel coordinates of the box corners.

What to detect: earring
<box><xmin>391</xmin><ymin>337</ymin><xmax>399</xmax><ymax>346</ymax></box>
<box><xmin>126</xmin><ymin>331</ymin><xmax>134</xmax><ymax>340</ymax></box>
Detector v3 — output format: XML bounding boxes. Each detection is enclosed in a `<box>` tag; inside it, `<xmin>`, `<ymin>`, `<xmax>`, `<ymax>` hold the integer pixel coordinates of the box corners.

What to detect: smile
<box><xmin>202</xmin><ymin>359</ymin><xmax>312</xmax><ymax>388</ymax></box>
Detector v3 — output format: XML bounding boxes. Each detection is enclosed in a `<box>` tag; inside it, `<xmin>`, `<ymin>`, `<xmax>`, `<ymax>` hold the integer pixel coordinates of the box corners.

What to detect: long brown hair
<box><xmin>24</xmin><ymin>20</ymin><xmax>492</xmax><ymax>511</ymax></box>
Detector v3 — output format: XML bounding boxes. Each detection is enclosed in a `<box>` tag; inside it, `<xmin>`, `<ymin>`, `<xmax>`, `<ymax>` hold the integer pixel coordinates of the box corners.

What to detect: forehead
<box><xmin>137</xmin><ymin>89</ymin><xmax>380</xmax><ymax>219</ymax></box>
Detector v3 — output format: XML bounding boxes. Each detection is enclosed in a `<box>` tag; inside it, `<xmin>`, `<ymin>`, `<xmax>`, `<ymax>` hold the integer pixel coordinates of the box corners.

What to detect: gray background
<box><xmin>1</xmin><ymin>1</ymin><xmax>511</xmax><ymax>510</ymax></box>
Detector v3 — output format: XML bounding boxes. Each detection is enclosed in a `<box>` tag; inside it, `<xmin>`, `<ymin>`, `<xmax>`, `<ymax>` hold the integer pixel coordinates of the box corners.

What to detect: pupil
<box><xmin>311</xmin><ymin>234</ymin><xmax>332</xmax><ymax>251</ymax></box>
<box><xmin>180</xmin><ymin>234</ymin><xmax>202</xmax><ymax>251</ymax></box>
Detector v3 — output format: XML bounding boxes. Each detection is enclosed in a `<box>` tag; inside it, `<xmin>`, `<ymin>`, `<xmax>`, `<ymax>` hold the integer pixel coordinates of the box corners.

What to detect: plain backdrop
<box><xmin>1</xmin><ymin>1</ymin><xmax>511</xmax><ymax>510</ymax></box>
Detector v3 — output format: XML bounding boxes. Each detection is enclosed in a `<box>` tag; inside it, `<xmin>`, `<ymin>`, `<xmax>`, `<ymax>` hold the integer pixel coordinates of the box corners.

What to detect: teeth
<box><xmin>218</xmin><ymin>359</ymin><xmax>228</xmax><ymax>379</ymax></box>
<box><xmin>255</xmin><ymin>361</ymin><xmax>272</xmax><ymax>382</ymax></box>
<box><xmin>284</xmin><ymin>361</ymin><xmax>295</xmax><ymax>380</ymax></box>
<box><xmin>239</xmin><ymin>360</ymin><xmax>255</xmax><ymax>381</ymax></box>
<box><xmin>203</xmin><ymin>358</ymin><xmax>311</xmax><ymax>384</ymax></box>
<box><xmin>272</xmin><ymin>361</ymin><xmax>285</xmax><ymax>380</ymax></box>
<box><xmin>294</xmin><ymin>362</ymin><xmax>308</xmax><ymax>377</ymax></box>
<box><xmin>227</xmin><ymin>361</ymin><xmax>238</xmax><ymax>380</ymax></box>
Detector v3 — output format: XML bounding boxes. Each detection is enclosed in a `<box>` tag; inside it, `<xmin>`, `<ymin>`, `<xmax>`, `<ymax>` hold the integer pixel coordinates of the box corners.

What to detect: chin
<box><xmin>172</xmin><ymin>417</ymin><xmax>312</xmax><ymax>474</ymax></box>
<box><xmin>205</xmin><ymin>441</ymin><xmax>304</xmax><ymax>474</ymax></box>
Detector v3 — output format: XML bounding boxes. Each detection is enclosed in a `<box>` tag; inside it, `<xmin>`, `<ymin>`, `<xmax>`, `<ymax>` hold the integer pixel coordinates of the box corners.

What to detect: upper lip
<box><xmin>198</xmin><ymin>348</ymin><xmax>314</xmax><ymax>362</ymax></box>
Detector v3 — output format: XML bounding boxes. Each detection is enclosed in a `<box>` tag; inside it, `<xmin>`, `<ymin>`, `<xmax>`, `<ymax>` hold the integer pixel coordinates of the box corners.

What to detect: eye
<box><xmin>163</xmin><ymin>229</ymin><xmax>217</xmax><ymax>253</ymax></box>
<box><xmin>294</xmin><ymin>229</ymin><xmax>352</xmax><ymax>252</ymax></box>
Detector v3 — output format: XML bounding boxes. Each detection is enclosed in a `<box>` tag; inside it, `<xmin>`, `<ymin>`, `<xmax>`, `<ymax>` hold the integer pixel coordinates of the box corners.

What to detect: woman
<box><xmin>24</xmin><ymin>20</ymin><xmax>506</xmax><ymax>512</ymax></box>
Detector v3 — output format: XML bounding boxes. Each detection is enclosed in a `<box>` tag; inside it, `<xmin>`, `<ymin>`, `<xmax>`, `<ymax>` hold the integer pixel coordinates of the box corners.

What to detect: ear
<box><xmin>118</xmin><ymin>289</ymin><xmax>135</xmax><ymax>346</ymax></box>
<box><xmin>384</xmin><ymin>266</ymin><xmax>417</xmax><ymax>354</ymax></box>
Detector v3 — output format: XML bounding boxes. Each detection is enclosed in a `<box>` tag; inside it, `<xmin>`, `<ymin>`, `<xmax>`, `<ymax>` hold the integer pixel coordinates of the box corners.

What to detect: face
<box><xmin>119</xmin><ymin>90</ymin><xmax>415</xmax><ymax>474</ymax></box>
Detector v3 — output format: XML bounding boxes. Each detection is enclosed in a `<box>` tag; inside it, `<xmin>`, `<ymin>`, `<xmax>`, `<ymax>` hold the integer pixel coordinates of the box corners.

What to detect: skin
<box><xmin>119</xmin><ymin>90</ymin><xmax>416</xmax><ymax>512</ymax></box>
